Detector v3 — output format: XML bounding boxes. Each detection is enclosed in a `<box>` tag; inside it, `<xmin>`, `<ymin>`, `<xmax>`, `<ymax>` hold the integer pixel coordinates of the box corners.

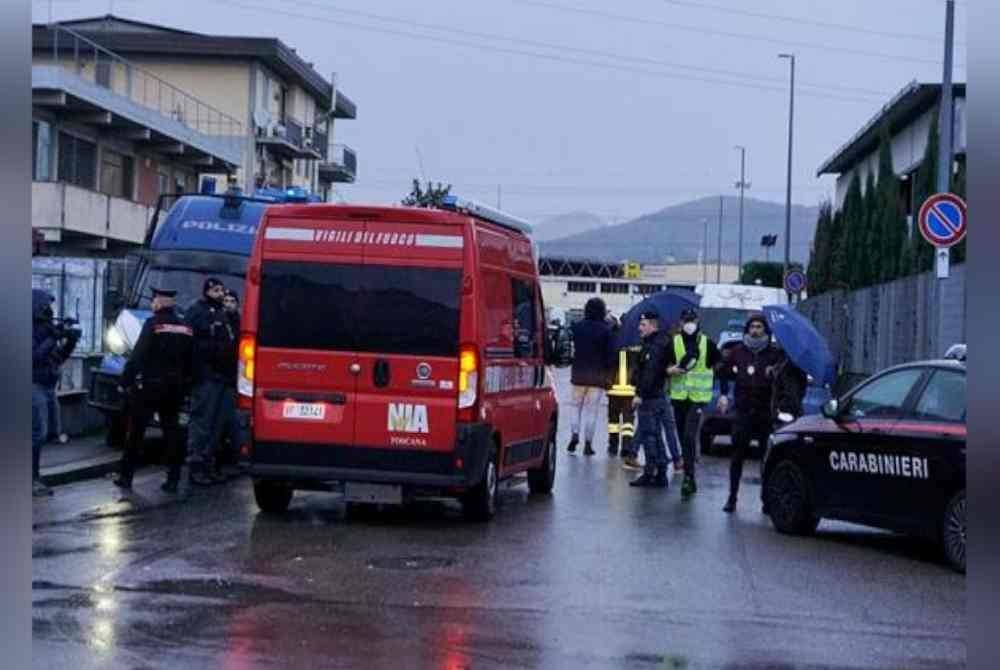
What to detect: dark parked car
<box><xmin>760</xmin><ymin>359</ymin><xmax>966</xmax><ymax>572</ymax></box>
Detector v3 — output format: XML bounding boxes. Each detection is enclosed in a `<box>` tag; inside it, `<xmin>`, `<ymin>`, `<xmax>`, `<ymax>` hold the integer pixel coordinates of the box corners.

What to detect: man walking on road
<box><xmin>667</xmin><ymin>308</ymin><xmax>725</xmax><ymax>498</ymax></box>
<box><xmin>186</xmin><ymin>278</ymin><xmax>237</xmax><ymax>486</ymax></box>
<box><xmin>629</xmin><ymin>310</ymin><xmax>671</xmax><ymax>488</ymax></box>
<box><xmin>716</xmin><ymin>314</ymin><xmax>785</xmax><ymax>512</ymax></box>
<box><xmin>113</xmin><ymin>288</ymin><xmax>192</xmax><ymax>493</ymax></box>
<box><xmin>567</xmin><ymin>297</ymin><xmax>614</xmax><ymax>457</ymax></box>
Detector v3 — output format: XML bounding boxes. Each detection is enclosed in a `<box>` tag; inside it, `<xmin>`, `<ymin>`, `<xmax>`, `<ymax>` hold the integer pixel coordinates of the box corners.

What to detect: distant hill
<box><xmin>537</xmin><ymin>196</ymin><xmax>820</xmax><ymax>265</ymax></box>
<box><xmin>532</xmin><ymin>211</ymin><xmax>608</xmax><ymax>241</ymax></box>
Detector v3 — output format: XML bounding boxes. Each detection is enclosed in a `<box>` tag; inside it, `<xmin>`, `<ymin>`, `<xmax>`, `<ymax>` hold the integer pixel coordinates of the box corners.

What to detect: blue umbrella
<box><xmin>762</xmin><ymin>304</ymin><xmax>837</xmax><ymax>387</ymax></box>
<box><xmin>612</xmin><ymin>289</ymin><xmax>700</xmax><ymax>350</ymax></box>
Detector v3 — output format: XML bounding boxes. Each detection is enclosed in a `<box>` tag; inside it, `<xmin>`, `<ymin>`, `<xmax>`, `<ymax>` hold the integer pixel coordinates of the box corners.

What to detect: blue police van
<box><xmin>88</xmin><ymin>186</ymin><xmax>320</xmax><ymax>444</ymax></box>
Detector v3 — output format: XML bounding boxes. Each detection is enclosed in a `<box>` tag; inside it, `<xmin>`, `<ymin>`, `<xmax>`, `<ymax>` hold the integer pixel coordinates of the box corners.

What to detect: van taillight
<box><xmin>458</xmin><ymin>345</ymin><xmax>478</xmax><ymax>415</ymax></box>
<box><xmin>238</xmin><ymin>335</ymin><xmax>255</xmax><ymax>399</ymax></box>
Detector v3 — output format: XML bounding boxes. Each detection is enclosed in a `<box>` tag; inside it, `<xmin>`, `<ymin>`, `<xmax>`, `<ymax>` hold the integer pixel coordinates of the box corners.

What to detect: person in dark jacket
<box><xmin>628</xmin><ymin>309</ymin><xmax>672</xmax><ymax>488</ymax></box>
<box><xmin>219</xmin><ymin>289</ymin><xmax>242</xmax><ymax>471</ymax></box>
<box><xmin>716</xmin><ymin>313</ymin><xmax>786</xmax><ymax>512</ymax></box>
<box><xmin>567</xmin><ymin>297</ymin><xmax>613</xmax><ymax>456</ymax></box>
<box><xmin>771</xmin><ymin>355</ymin><xmax>809</xmax><ymax>426</ymax></box>
<box><xmin>113</xmin><ymin>288</ymin><xmax>193</xmax><ymax>493</ymax></box>
<box><xmin>32</xmin><ymin>290</ymin><xmax>80</xmax><ymax>497</ymax></box>
<box><xmin>185</xmin><ymin>278</ymin><xmax>237</xmax><ymax>485</ymax></box>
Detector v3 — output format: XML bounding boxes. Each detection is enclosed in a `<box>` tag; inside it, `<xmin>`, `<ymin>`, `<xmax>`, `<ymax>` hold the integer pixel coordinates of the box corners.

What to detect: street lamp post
<box><xmin>779</xmin><ymin>53</ymin><xmax>796</xmax><ymax>279</ymax></box>
<box><xmin>734</xmin><ymin>146</ymin><xmax>750</xmax><ymax>278</ymax></box>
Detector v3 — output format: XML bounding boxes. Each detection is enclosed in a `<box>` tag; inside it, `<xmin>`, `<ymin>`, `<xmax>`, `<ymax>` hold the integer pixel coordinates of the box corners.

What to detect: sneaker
<box><xmin>111</xmin><ymin>475</ymin><xmax>132</xmax><ymax>491</ymax></box>
<box><xmin>681</xmin><ymin>477</ymin><xmax>697</xmax><ymax>497</ymax></box>
<box><xmin>566</xmin><ymin>433</ymin><xmax>579</xmax><ymax>454</ymax></box>
<box><xmin>621</xmin><ymin>455</ymin><xmax>642</xmax><ymax>470</ymax></box>
<box><xmin>32</xmin><ymin>479</ymin><xmax>52</xmax><ymax>497</ymax></box>
<box><xmin>723</xmin><ymin>495</ymin><xmax>737</xmax><ymax>513</ymax></box>
<box><xmin>652</xmin><ymin>471</ymin><xmax>668</xmax><ymax>488</ymax></box>
<box><xmin>583</xmin><ymin>442</ymin><xmax>595</xmax><ymax>457</ymax></box>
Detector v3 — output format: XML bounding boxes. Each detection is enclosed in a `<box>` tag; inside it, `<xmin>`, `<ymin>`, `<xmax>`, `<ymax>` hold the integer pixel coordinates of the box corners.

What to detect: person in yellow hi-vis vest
<box><xmin>666</xmin><ymin>308</ymin><xmax>726</xmax><ymax>498</ymax></box>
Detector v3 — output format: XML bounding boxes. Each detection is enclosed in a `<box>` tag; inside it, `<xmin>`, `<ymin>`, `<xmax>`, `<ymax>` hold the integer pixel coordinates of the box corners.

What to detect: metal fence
<box><xmin>798</xmin><ymin>264</ymin><xmax>966</xmax><ymax>381</ymax></box>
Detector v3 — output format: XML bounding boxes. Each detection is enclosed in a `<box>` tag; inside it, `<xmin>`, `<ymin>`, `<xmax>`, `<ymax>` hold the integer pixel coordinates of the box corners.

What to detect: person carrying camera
<box><xmin>32</xmin><ymin>289</ymin><xmax>81</xmax><ymax>497</ymax></box>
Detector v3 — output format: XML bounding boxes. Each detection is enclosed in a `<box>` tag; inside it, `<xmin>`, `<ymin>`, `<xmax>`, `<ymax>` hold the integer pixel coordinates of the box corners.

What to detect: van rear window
<box><xmin>257</xmin><ymin>261</ymin><xmax>461</xmax><ymax>357</ymax></box>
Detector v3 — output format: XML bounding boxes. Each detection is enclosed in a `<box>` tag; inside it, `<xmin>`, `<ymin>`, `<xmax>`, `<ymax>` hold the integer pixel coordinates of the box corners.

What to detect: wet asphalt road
<box><xmin>33</xmin><ymin>375</ymin><xmax>965</xmax><ymax>669</ymax></box>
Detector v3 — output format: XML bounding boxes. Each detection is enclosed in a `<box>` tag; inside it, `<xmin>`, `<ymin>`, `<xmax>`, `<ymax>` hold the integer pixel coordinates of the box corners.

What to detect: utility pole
<box><xmin>936</xmin><ymin>0</ymin><xmax>956</xmax><ymax>353</ymax></box>
<box><xmin>734</xmin><ymin>146</ymin><xmax>750</xmax><ymax>278</ymax></box>
<box><xmin>497</xmin><ymin>184</ymin><xmax>502</xmax><ymax>208</ymax></box>
<box><xmin>779</xmin><ymin>53</ymin><xmax>796</xmax><ymax>278</ymax></box>
<box><xmin>716</xmin><ymin>195</ymin><xmax>724</xmax><ymax>283</ymax></box>
<box><xmin>702</xmin><ymin>217</ymin><xmax>709</xmax><ymax>283</ymax></box>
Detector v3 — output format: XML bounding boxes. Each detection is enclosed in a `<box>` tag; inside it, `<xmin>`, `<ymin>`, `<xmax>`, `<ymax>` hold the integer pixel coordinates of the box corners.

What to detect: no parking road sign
<box><xmin>918</xmin><ymin>192</ymin><xmax>967</xmax><ymax>248</ymax></box>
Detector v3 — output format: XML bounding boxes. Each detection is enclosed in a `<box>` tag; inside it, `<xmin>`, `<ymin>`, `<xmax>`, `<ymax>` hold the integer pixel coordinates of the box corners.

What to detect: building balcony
<box><xmin>33</xmin><ymin>180</ymin><xmax>152</xmax><ymax>249</ymax></box>
<box><xmin>318</xmin><ymin>144</ymin><xmax>357</xmax><ymax>183</ymax></box>
<box><xmin>32</xmin><ymin>24</ymin><xmax>243</xmax><ymax>171</ymax></box>
<box><xmin>256</xmin><ymin>115</ymin><xmax>323</xmax><ymax>160</ymax></box>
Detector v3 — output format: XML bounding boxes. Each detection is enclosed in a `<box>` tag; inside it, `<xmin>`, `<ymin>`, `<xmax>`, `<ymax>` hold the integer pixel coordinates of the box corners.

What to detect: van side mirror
<box><xmin>821</xmin><ymin>398</ymin><xmax>840</xmax><ymax>420</ymax></box>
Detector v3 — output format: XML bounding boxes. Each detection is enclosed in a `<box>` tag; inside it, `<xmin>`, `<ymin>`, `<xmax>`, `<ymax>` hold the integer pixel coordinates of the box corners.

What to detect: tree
<box><xmin>860</xmin><ymin>171</ymin><xmax>878</xmax><ymax>287</ymax></box>
<box><xmin>806</xmin><ymin>201</ymin><xmax>832</xmax><ymax>294</ymax></box>
<box><xmin>874</xmin><ymin>123</ymin><xmax>904</xmax><ymax>282</ymax></box>
<box><xmin>912</xmin><ymin>110</ymin><xmax>940</xmax><ymax>274</ymax></box>
<box><xmin>402</xmin><ymin>179</ymin><xmax>452</xmax><ymax>208</ymax></box>
<box><xmin>841</xmin><ymin>173</ymin><xmax>865</xmax><ymax>289</ymax></box>
<box><xmin>740</xmin><ymin>261</ymin><xmax>802</xmax><ymax>288</ymax></box>
<box><xmin>829</xmin><ymin>209</ymin><xmax>848</xmax><ymax>290</ymax></box>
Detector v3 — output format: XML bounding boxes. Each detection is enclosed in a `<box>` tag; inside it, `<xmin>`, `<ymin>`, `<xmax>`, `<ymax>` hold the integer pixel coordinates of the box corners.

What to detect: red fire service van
<box><xmin>237</xmin><ymin>195</ymin><xmax>563</xmax><ymax>520</ymax></box>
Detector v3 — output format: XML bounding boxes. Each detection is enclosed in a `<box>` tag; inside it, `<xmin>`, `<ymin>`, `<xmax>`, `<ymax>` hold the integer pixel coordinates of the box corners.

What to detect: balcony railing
<box><xmin>41</xmin><ymin>24</ymin><xmax>243</xmax><ymax>143</ymax></box>
<box><xmin>319</xmin><ymin>143</ymin><xmax>357</xmax><ymax>183</ymax></box>
<box><xmin>33</xmin><ymin>180</ymin><xmax>151</xmax><ymax>244</ymax></box>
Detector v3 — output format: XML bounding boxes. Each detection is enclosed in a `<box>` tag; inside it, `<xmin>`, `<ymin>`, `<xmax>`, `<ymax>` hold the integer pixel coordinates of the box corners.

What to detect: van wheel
<box><xmin>941</xmin><ymin>490</ymin><xmax>966</xmax><ymax>574</ymax></box>
<box><xmin>254</xmin><ymin>481</ymin><xmax>293</xmax><ymax>514</ymax></box>
<box><xmin>764</xmin><ymin>460</ymin><xmax>820</xmax><ymax>535</ymax></box>
<box><xmin>463</xmin><ymin>447</ymin><xmax>499</xmax><ymax>522</ymax></box>
<box><xmin>528</xmin><ymin>426</ymin><xmax>557</xmax><ymax>495</ymax></box>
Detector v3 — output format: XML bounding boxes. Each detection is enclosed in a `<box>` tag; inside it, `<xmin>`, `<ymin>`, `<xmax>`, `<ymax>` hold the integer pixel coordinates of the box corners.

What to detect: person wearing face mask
<box><xmin>665</xmin><ymin>308</ymin><xmax>725</xmax><ymax>498</ymax></box>
<box><xmin>715</xmin><ymin>313</ymin><xmax>786</xmax><ymax>513</ymax></box>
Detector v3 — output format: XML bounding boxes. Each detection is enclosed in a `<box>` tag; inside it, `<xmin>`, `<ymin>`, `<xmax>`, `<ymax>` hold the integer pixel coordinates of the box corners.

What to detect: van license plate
<box><xmin>344</xmin><ymin>482</ymin><xmax>402</xmax><ymax>505</ymax></box>
<box><xmin>283</xmin><ymin>402</ymin><xmax>326</xmax><ymax>420</ymax></box>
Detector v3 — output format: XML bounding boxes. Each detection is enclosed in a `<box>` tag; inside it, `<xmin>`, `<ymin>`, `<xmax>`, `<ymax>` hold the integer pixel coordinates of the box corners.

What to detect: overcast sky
<box><xmin>35</xmin><ymin>0</ymin><xmax>967</xmax><ymax>223</ymax></box>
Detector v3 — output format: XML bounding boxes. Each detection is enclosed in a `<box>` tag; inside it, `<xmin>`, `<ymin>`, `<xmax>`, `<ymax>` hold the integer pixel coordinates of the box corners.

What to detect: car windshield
<box><xmin>133</xmin><ymin>251</ymin><xmax>247</xmax><ymax>312</ymax></box>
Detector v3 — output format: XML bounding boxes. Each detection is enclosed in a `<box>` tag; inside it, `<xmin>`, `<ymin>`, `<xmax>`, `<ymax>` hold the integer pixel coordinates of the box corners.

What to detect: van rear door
<box><xmin>352</xmin><ymin>221</ymin><xmax>466</xmax><ymax>453</ymax></box>
<box><xmin>252</xmin><ymin>219</ymin><xmax>366</xmax><ymax>447</ymax></box>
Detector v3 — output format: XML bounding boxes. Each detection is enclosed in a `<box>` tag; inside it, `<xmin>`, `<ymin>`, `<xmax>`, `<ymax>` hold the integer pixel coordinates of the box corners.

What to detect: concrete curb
<box><xmin>40</xmin><ymin>453</ymin><xmax>120</xmax><ymax>487</ymax></box>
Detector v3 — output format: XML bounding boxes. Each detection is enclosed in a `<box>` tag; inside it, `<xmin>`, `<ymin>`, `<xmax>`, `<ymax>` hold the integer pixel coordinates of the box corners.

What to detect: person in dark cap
<box><xmin>628</xmin><ymin>308</ymin><xmax>672</xmax><ymax>488</ymax></box>
<box><xmin>113</xmin><ymin>287</ymin><xmax>193</xmax><ymax>493</ymax></box>
<box><xmin>184</xmin><ymin>277</ymin><xmax>237</xmax><ymax>486</ymax></box>
<box><xmin>665</xmin><ymin>307</ymin><xmax>726</xmax><ymax>498</ymax></box>
<box><xmin>715</xmin><ymin>313</ymin><xmax>786</xmax><ymax>512</ymax></box>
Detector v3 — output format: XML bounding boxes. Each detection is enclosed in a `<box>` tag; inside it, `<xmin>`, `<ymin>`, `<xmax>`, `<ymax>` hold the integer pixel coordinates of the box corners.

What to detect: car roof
<box><xmin>878</xmin><ymin>359</ymin><xmax>965</xmax><ymax>375</ymax></box>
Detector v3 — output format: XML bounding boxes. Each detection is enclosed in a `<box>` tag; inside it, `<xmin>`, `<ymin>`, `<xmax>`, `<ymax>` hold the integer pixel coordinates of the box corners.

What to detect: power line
<box><xmin>507</xmin><ymin>0</ymin><xmax>960</xmax><ymax>68</ymax></box>
<box><xmin>657</xmin><ymin>0</ymin><xmax>964</xmax><ymax>45</ymax></box>
<box><xmin>206</xmin><ymin>0</ymin><xmax>888</xmax><ymax>104</ymax></box>
<box><xmin>269</xmin><ymin>0</ymin><xmax>892</xmax><ymax>98</ymax></box>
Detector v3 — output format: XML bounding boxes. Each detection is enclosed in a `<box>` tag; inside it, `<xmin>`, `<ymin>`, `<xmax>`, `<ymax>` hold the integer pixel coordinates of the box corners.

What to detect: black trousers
<box><xmin>120</xmin><ymin>389</ymin><xmax>185</xmax><ymax>484</ymax></box>
<box><xmin>729</xmin><ymin>412</ymin><xmax>773</xmax><ymax>498</ymax></box>
<box><xmin>671</xmin><ymin>399</ymin><xmax>706</xmax><ymax>480</ymax></box>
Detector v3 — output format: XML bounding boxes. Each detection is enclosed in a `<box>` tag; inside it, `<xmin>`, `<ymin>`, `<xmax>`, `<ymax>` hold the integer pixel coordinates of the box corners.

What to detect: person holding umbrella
<box><xmin>716</xmin><ymin>313</ymin><xmax>785</xmax><ymax>513</ymax></box>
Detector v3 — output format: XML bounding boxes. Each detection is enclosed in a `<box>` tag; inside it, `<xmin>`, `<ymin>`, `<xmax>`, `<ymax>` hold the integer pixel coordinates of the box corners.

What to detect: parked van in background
<box><xmin>238</xmin><ymin>196</ymin><xmax>563</xmax><ymax>520</ymax></box>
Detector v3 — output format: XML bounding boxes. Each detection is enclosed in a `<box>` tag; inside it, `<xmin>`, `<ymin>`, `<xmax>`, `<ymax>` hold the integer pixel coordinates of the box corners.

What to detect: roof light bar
<box><xmin>439</xmin><ymin>195</ymin><xmax>533</xmax><ymax>235</ymax></box>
